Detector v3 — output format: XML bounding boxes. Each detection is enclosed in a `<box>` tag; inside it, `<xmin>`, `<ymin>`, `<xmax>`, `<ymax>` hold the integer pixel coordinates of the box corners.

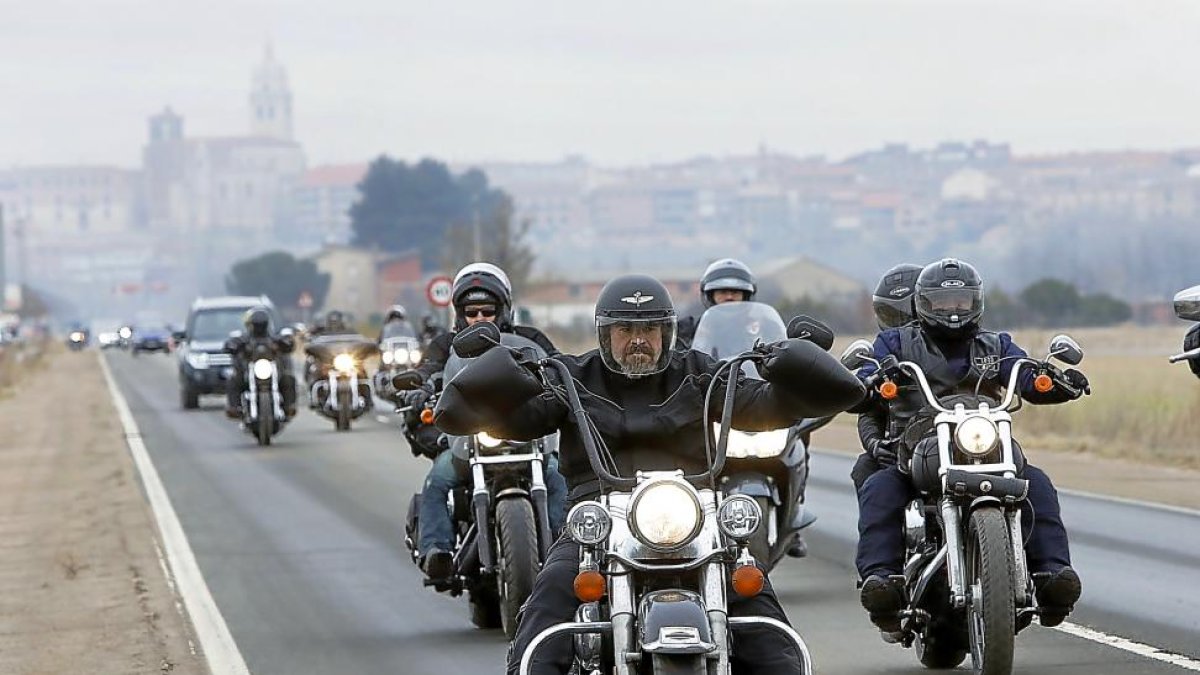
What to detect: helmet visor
<box><xmin>917</xmin><ymin>288</ymin><xmax>984</xmax><ymax>323</ymax></box>
<box><xmin>872</xmin><ymin>298</ymin><xmax>913</xmax><ymax>330</ymax></box>
<box><xmin>702</xmin><ymin>276</ymin><xmax>756</xmax><ymax>294</ymax></box>
<box><xmin>597</xmin><ymin>316</ymin><xmax>676</xmax><ymax>378</ymax></box>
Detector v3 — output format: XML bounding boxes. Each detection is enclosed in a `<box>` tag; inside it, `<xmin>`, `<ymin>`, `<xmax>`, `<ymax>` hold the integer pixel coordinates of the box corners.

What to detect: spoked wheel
<box><xmin>335</xmin><ymin>386</ymin><xmax>352</xmax><ymax>431</ymax></box>
<box><xmin>965</xmin><ymin>507</ymin><xmax>1016</xmax><ymax>675</ymax></box>
<box><xmin>256</xmin><ymin>391</ymin><xmax>273</xmax><ymax>446</ymax></box>
<box><xmin>496</xmin><ymin>498</ymin><xmax>539</xmax><ymax>639</ymax></box>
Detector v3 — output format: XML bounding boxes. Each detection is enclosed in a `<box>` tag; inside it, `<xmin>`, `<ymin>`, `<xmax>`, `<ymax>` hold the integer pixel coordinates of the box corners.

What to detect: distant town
<box><xmin>3</xmin><ymin>47</ymin><xmax>1198</xmax><ymax>326</ymax></box>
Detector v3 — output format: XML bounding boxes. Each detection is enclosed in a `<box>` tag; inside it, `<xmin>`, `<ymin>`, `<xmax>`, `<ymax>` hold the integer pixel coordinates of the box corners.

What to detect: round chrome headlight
<box><xmin>955</xmin><ymin>416</ymin><xmax>999</xmax><ymax>457</ymax></box>
<box><xmin>566</xmin><ymin>501</ymin><xmax>612</xmax><ymax>546</ymax></box>
<box><xmin>333</xmin><ymin>353</ymin><xmax>355</xmax><ymax>373</ymax></box>
<box><xmin>380</xmin><ymin>350</ymin><xmax>394</xmax><ymax>365</ymax></box>
<box><xmin>629</xmin><ymin>479</ymin><xmax>703</xmax><ymax>551</ymax></box>
<box><xmin>476</xmin><ymin>431</ymin><xmax>504</xmax><ymax>448</ymax></box>
<box><xmin>394</xmin><ymin>347</ymin><xmax>410</xmax><ymax>364</ymax></box>
<box><xmin>252</xmin><ymin>358</ymin><xmax>274</xmax><ymax>380</ymax></box>
<box><xmin>717</xmin><ymin>494</ymin><xmax>762</xmax><ymax>541</ymax></box>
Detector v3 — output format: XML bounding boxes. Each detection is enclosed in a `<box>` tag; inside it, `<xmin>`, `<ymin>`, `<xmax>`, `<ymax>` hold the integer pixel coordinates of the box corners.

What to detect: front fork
<box><xmin>941</xmin><ymin>497</ymin><xmax>1030</xmax><ymax>609</ymax></box>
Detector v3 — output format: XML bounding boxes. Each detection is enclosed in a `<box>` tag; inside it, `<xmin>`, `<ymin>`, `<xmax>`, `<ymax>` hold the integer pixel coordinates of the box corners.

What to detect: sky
<box><xmin>2</xmin><ymin>0</ymin><xmax>1199</xmax><ymax>168</ymax></box>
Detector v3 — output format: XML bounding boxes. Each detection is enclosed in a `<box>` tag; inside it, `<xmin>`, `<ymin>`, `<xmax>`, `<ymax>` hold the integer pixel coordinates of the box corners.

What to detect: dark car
<box><xmin>175</xmin><ymin>296</ymin><xmax>278</xmax><ymax>409</ymax></box>
<box><xmin>132</xmin><ymin>326</ymin><xmax>171</xmax><ymax>355</ymax></box>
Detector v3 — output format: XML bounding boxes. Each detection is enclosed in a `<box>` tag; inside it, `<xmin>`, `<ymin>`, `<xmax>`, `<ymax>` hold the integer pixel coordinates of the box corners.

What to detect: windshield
<box><xmin>381</xmin><ymin>320</ymin><xmax>416</xmax><ymax>338</ymax></box>
<box><xmin>691</xmin><ymin>302</ymin><xmax>787</xmax><ymax>377</ymax></box>
<box><xmin>189</xmin><ymin>309</ymin><xmax>251</xmax><ymax>342</ymax></box>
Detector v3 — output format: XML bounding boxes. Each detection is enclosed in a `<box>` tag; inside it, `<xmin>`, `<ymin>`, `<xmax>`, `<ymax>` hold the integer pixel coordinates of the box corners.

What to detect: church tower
<box><xmin>249</xmin><ymin>44</ymin><xmax>293</xmax><ymax>140</ymax></box>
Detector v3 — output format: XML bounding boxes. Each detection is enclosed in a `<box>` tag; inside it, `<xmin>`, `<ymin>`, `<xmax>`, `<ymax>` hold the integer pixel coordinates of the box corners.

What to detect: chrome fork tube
<box><xmin>608</xmin><ymin>568</ymin><xmax>635</xmax><ymax>675</ymax></box>
<box><xmin>703</xmin><ymin>561</ymin><xmax>731</xmax><ymax>673</ymax></box>
<box><xmin>941</xmin><ymin>496</ymin><xmax>967</xmax><ymax>608</ymax></box>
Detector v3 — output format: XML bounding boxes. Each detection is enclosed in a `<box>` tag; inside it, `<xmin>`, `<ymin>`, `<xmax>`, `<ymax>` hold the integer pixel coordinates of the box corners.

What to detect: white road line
<box><xmin>1057</xmin><ymin>488</ymin><xmax>1200</xmax><ymax>519</ymax></box>
<box><xmin>99</xmin><ymin>353</ymin><xmax>252</xmax><ymax>675</ymax></box>
<box><xmin>1054</xmin><ymin>622</ymin><xmax>1200</xmax><ymax>671</ymax></box>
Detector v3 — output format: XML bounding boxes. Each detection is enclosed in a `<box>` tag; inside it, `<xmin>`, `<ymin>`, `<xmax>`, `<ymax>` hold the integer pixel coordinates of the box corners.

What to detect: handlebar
<box><xmin>1169</xmin><ymin>347</ymin><xmax>1200</xmax><ymax>363</ymax></box>
<box><xmin>887</xmin><ymin>357</ymin><xmax>1046</xmax><ymax>413</ymax></box>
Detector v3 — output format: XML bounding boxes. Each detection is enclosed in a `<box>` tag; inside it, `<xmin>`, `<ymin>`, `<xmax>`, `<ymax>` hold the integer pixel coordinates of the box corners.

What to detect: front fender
<box><xmin>722</xmin><ymin>472</ymin><xmax>778</xmax><ymax>503</ymax></box>
<box><xmin>638</xmin><ymin>590</ymin><xmax>714</xmax><ymax>655</ymax></box>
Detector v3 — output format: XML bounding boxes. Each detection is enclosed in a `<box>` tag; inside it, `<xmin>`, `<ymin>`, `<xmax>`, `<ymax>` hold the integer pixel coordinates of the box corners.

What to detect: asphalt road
<box><xmin>106</xmin><ymin>351</ymin><xmax>1199</xmax><ymax>674</ymax></box>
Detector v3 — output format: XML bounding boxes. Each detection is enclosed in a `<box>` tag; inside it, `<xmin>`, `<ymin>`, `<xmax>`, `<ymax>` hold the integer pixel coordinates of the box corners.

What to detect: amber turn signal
<box><xmin>731</xmin><ymin>564</ymin><xmax>765</xmax><ymax>598</ymax></box>
<box><xmin>420</xmin><ymin>408</ymin><xmax>435</xmax><ymax>425</ymax></box>
<box><xmin>574</xmin><ymin>570</ymin><xmax>606</xmax><ymax>602</ymax></box>
<box><xmin>878</xmin><ymin>380</ymin><xmax>899</xmax><ymax>400</ymax></box>
<box><xmin>1033</xmin><ymin>373</ymin><xmax>1054</xmax><ymax>393</ymax></box>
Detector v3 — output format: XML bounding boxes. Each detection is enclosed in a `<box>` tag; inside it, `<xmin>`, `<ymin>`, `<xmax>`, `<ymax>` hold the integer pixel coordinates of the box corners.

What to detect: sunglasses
<box><xmin>462</xmin><ymin>307</ymin><xmax>497</xmax><ymax>318</ymax></box>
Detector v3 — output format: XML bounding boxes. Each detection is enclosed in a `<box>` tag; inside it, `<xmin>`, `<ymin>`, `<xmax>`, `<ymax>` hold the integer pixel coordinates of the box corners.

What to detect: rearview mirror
<box><xmin>840</xmin><ymin>339</ymin><xmax>875</xmax><ymax>370</ymax></box>
<box><xmin>787</xmin><ymin>315</ymin><xmax>835</xmax><ymax>351</ymax></box>
<box><xmin>1173</xmin><ymin>285</ymin><xmax>1200</xmax><ymax>322</ymax></box>
<box><xmin>392</xmin><ymin>369</ymin><xmax>423</xmax><ymax>391</ymax></box>
<box><xmin>1048</xmin><ymin>334</ymin><xmax>1084</xmax><ymax>366</ymax></box>
<box><xmin>452</xmin><ymin>321</ymin><xmax>502</xmax><ymax>359</ymax></box>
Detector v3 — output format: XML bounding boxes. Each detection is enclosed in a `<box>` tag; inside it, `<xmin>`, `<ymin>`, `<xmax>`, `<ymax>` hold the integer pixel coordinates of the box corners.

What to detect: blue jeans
<box><xmin>855</xmin><ymin>462</ymin><xmax>1071</xmax><ymax>579</ymax></box>
<box><xmin>418</xmin><ymin>450</ymin><xmax>568</xmax><ymax>556</ymax></box>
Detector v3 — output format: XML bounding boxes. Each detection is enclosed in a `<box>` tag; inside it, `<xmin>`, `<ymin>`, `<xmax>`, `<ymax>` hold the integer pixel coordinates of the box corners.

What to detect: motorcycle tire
<box><xmin>916</xmin><ymin>625</ymin><xmax>968</xmax><ymax>669</ymax></box>
<box><xmin>180</xmin><ymin>384</ymin><xmax>200</xmax><ymax>410</ymax></box>
<box><xmin>496</xmin><ymin>498</ymin><xmax>539</xmax><ymax>640</ymax></box>
<box><xmin>336</xmin><ymin>386</ymin><xmax>351</xmax><ymax>431</ymax></box>
<box><xmin>649</xmin><ymin>654</ymin><xmax>706</xmax><ymax>674</ymax></box>
<box><xmin>469</xmin><ymin>588</ymin><xmax>501</xmax><ymax>629</ymax></box>
<box><xmin>965</xmin><ymin>507</ymin><xmax>1016</xmax><ymax>675</ymax></box>
<box><xmin>256</xmin><ymin>392</ymin><xmax>272</xmax><ymax>446</ymax></box>
<box><xmin>746</xmin><ymin>496</ymin><xmax>774</xmax><ymax>567</ymax></box>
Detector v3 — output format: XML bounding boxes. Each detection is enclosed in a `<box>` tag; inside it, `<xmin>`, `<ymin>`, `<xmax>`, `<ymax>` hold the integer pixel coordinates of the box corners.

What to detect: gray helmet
<box><xmin>700</xmin><ymin>259</ymin><xmax>757</xmax><ymax>308</ymax></box>
<box><xmin>872</xmin><ymin>263</ymin><xmax>923</xmax><ymax>330</ymax></box>
<box><xmin>595</xmin><ymin>274</ymin><xmax>677</xmax><ymax>378</ymax></box>
<box><xmin>384</xmin><ymin>305</ymin><xmax>407</xmax><ymax>322</ymax></box>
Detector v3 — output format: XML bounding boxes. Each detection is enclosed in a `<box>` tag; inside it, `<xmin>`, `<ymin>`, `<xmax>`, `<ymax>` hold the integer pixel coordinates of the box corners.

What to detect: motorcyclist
<box><xmin>378</xmin><ymin>304</ymin><xmax>414</xmax><ymax>341</ymax></box>
<box><xmin>676</xmin><ymin>258</ymin><xmax>758</xmax><ymax>349</ymax></box>
<box><xmin>434</xmin><ymin>273</ymin><xmax>866</xmax><ymax>675</ymax></box>
<box><xmin>851</xmin><ymin>263</ymin><xmax>923</xmax><ymax>491</ymax></box>
<box><xmin>409</xmin><ymin>262</ymin><xmax>568</xmax><ymax>582</ymax></box>
<box><xmin>419</xmin><ymin>313</ymin><xmax>448</xmax><ymax>347</ymax></box>
<box><xmin>224</xmin><ymin>307</ymin><xmax>298</xmax><ymax>419</ymax></box>
<box><xmin>854</xmin><ymin>258</ymin><xmax>1087</xmax><ymax>638</ymax></box>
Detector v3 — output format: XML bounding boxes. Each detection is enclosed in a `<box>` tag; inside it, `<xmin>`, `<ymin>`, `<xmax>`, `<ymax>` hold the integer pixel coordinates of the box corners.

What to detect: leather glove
<box><xmin>403</xmin><ymin>388</ymin><xmax>431</xmax><ymax>410</ymax></box>
<box><xmin>868</xmin><ymin>437</ymin><xmax>898</xmax><ymax>467</ymax></box>
<box><xmin>1061</xmin><ymin>368</ymin><xmax>1091</xmax><ymax>397</ymax></box>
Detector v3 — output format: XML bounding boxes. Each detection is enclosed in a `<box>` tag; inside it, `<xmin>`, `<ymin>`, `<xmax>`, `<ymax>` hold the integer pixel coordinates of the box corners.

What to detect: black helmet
<box><xmin>421</xmin><ymin>314</ymin><xmax>438</xmax><ymax>330</ymax></box>
<box><xmin>325</xmin><ymin>310</ymin><xmax>346</xmax><ymax>333</ymax></box>
<box><xmin>700</xmin><ymin>258</ymin><xmax>757</xmax><ymax>308</ymax></box>
<box><xmin>384</xmin><ymin>304</ymin><xmax>407</xmax><ymax>322</ymax></box>
<box><xmin>915</xmin><ymin>259</ymin><xmax>985</xmax><ymax>338</ymax></box>
<box><xmin>452</xmin><ymin>262</ymin><xmax>513</xmax><ymax>330</ymax></box>
<box><xmin>595</xmin><ymin>274</ymin><xmax>677</xmax><ymax>378</ymax></box>
<box><xmin>872</xmin><ymin>263</ymin><xmax>923</xmax><ymax>330</ymax></box>
<box><xmin>243</xmin><ymin>307</ymin><xmax>271</xmax><ymax>338</ymax></box>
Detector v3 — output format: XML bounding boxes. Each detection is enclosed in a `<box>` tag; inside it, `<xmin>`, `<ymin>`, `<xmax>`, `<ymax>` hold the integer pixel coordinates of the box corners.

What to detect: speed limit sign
<box><xmin>426</xmin><ymin>275</ymin><xmax>454</xmax><ymax>307</ymax></box>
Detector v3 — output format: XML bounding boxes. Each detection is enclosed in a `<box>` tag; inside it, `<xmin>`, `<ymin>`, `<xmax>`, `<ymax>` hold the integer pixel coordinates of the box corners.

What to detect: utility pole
<box><xmin>472</xmin><ymin>201</ymin><xmax>482</xmax><ymax>261</ymax></box>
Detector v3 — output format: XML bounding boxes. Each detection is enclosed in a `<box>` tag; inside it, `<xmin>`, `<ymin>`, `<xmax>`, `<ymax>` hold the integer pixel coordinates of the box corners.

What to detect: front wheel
<box><xmin>335</xmin><ymin>385</ymin><xmax>351</xmax><ymax>431</ymax></box>
<box><xmin>650</xmin><ymin>654</ymin><xmax>706</xmax><ymax>674</ymax></box>
<box><xmin>965</xmin><ymin>507</ymin><xmax>1016</xmax><ymax>675</ymax></box>
<box><xmin>496</xmin><ymin>498</ymin><xmax>539</xmax><ymax>639</ymax></box>
<box><xmin>256</xmin><ymin>391</ymin><xmax>273</xmax><ymax>446</ymax></box>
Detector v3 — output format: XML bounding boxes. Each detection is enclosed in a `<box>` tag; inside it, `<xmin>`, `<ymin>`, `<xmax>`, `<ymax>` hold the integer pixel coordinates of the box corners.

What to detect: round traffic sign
<box><xmin>426</xmin><ymin>275</ymin><xmax>454</xmax><ymax>307</ymax></box>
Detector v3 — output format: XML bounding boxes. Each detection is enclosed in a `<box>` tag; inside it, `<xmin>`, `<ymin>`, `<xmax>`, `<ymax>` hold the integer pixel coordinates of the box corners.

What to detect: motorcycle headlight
<box><xmin>252</xmin><ymin>358</ymin><xmax>274</xmax><ymax>380</ymax></box>
<box><xmin>476</xmin><ymin>431</ymin><xmax>504</xmax><ymax>448</ymax></box>
<box><xmin>566</xmin><ymin>501</ymin><xmax>612</xmax><ymax>546</ymax></box>
<box><xmin>717</xmin><ymin>494</ymin><xmax>762</xmax><ymax>541</ymax></box>
<box><xmin>70</xmin><ymin>332</ymin><xmax>84</xmax><ymax>342</ymax></box>
<box><xmin>629</xmin><ymin>479</ymin><xmax>703</xmax><ymax>551</ymax></box>
<box><xmin>119</xmin><ymin>327</ymin><xmax>132</xmax><ymax>339</ymax></box>
<box><xmin>333</xmin><ymin>353</ymin><xmax>356</xmax><ymax>373</ymax></box>
<box><xmin>394</xmin><ymin>348</ymin><xmax>410</xmax><ymax>364</ymax></box>
<box><xmin>186</xmin><ymin>351</ymin><xmax>210</xmax><ymax>369</ymax></box>
<box><xmin>724</xmin><ymin>427</ymin><xmax>790</xmax><ymax>459</ymax></box>
<box><xmin>410</xmin><ymin>348</ymin><xmax>422</xmax><ymax>363</ymax></box>
<box><xmin>955</xmin><ymin>416</ymin><xmax>999</xmax><ymax>457</ymax></box>
<box><xmin>380</xmin><ymin>350</ymin><xmax>394</xmax><ymax>365</ymax></box>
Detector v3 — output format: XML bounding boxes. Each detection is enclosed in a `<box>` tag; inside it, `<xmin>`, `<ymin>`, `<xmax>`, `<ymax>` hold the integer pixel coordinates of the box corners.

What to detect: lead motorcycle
<box><xmin>225</xmin><ymin>331</ymin><xmax>293</xmax><ymax>446</ymax></box>
<box><xmin>840</xmin><ymin>334</ymin><xmax>1087</xmax><ymax>675</ymax></box>
<box><xmin>462</xmin><ymin>327</ymin><xmax>818</xmax><ymax>675</ymax></box>
<box><xmin>1170</xmin><ymin>285</ymin><xmax>1200</xmax><ymax>370</ymax></box>
<box><xmin>397</xmin><ymin>333</ymin><xmax>558</xmax><ymax>639</ymax></box>
<box><xmin>304</xmin><ymin>333</ymin><xmax>378</xmax><ymax>431</ymax></box>
<box><xmin>374</xmin><ymin>322</ymin><xmax>424</xmax><ymax>404</ymax></box>
<box><xmin>691</xmin><ymin>302</ymin><xmax>833</xmax><ymax>570</ymax></box>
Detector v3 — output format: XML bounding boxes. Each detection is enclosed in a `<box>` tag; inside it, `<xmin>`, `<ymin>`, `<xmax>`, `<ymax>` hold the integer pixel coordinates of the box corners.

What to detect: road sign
<box><xmin>298</xmin><ymin>291</ymin><xmax>314</xmax><ymax>309</ymax></box>
<box><xmin>426</xmin><ymin>275</ymin><xmax>454</xmax><ymax>307</ymax></box>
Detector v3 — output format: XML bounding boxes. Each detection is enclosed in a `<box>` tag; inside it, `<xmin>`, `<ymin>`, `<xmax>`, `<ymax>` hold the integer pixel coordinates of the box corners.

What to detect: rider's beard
<box><xmin>620</xmin><ymin>342</ymin><xmax>658</xmax><ymax>375</ymax></box>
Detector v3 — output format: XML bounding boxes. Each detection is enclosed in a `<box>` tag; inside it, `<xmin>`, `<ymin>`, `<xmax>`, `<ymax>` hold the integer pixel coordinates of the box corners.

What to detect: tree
<box><xmin>225</xmin><ymin>251</ymin><xmax>330</xmax><ymax>312</ymax></box>
<box><xmin>1077</xmin><ymin>293</ymin><xmax>1132</xmax><ymax>326</ymax></box>
<box><xmin>1019</xmin><ymin>278</ymin><xmax>1081</xmax><ymax>326</ymax></box>
<box><xmin>443</xmin><ymin>193</ymin><xmax>536</xmax><ymax>292</ymax></box>
<box><xmin>982</xmin><ymin>286</ymin><xmax>1025</xmax><ymax>329</ymax></box>
<box><xmin>348</xmin><ymin>158</ymin><xmax>527</xmax><ymax>274</ymax></box>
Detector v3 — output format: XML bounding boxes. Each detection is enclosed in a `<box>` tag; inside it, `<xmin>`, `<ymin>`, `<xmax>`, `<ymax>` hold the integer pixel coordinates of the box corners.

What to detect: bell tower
<box><xmin>249</xmin><ymin>44</ymin><xmax>293</xmax><ymax>140</ymax></box>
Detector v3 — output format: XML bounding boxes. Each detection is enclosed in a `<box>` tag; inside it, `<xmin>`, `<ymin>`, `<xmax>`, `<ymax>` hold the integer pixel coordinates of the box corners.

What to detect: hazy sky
<box><xmin>2</xmin><ymin>0</ymin><xmax>1198</xmax><ymax>168</ymax></box>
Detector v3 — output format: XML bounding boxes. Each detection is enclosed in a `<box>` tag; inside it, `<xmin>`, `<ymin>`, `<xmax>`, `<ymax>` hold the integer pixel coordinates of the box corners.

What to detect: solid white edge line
<box><xmin>1054</xmin><ymin>622</ymin><xmax>1200</xmax><ymax>672</ymax></box>
<box><xmin>99</xmin><ymin>353</ymin><xmax>252</xmax><ymax>675</ymax></box>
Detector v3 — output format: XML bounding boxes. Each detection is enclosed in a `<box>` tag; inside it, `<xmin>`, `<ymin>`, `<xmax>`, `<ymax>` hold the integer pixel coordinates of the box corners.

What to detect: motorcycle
<box><xmin>227</xmin><ymin>338</ymin><xmax>289</xmax><ymax>446</ymax></box>
<box><xmin>691</xmin><ymin>302</ymin><xmax>833</xmax><ymax>570</ymax></box>
<box><xmin>1170</xmin><ymin>285</ymin><xmax>1200</xmax><ymax>368</ymax></box>
<box><xmin>304</xmin><ymin>334</ymin><xmax>377</xmax><ymax>431</ymax></box>
<box><xmin>840</xmin><ymin>334</ymin><xmax>1087</xmax><ymax>675</ymax></box>
<box><xmin>66</xmin><ymin>329</ymin><xmax>89</xmax><ymax>351</ymax></box>
<box><xmin>374</xmin><ymin>329</ymin><xmax>423</xmax><ymax>404</ymax></box>
<box><xmin>397</xmin><ymin>333</ymin><xmax>557</xmax><ymax>639</ymax></box>
<box><xmin>476</xmin><ymin>325</ymin><xmax>815</xmax><ymax>675</ymax></box>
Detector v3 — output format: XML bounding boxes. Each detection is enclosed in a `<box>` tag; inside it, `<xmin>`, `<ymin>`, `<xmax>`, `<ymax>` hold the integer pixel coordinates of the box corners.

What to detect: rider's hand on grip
<box><xmin>869</xmin><ymin>438</ymin><xmax>898</xmax><ymax>466</ymax></box>
<box><xmin>1061</xmin><ymin>368</ymin><xmax>1091</xmax><ymax>397</ymax></box>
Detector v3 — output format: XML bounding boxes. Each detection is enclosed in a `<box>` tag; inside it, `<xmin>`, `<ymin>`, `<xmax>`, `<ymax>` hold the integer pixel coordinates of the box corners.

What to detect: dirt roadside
<box><xmin>0</xmin><ymin>346</ymin><xmax>207</xmax><ymax>675</ymax></box>
<box><xmin>819</xmin><ymin>420</ymin><xmax>1200</xmax><ymax>511</ymax></box>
